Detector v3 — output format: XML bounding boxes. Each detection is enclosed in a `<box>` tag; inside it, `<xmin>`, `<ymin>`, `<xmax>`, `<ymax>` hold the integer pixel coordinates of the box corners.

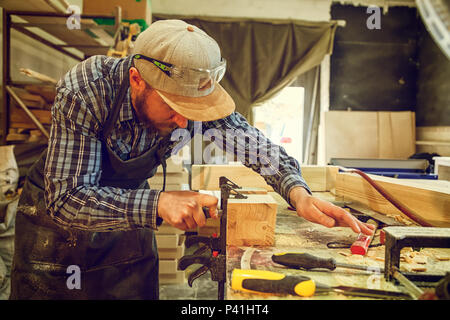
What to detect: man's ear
<box><xmin>129</xmin><ymin>67</ymin><xmax>147</xmax><ymax>92</ymax></box>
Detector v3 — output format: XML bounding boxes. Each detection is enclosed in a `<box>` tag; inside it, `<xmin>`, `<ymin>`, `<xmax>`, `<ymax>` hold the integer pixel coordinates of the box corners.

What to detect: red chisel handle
<box><xmin>351</xmin><ymin>219</ymin><xmax>378</xmax><ymax>255</ymax></box>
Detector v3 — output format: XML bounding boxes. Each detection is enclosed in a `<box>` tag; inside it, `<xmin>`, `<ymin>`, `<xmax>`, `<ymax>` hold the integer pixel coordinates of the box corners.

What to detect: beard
<box><xmin>133</xmin><ymin>94</ymin><xmax>177</xmax><ymax>137</ymax></box>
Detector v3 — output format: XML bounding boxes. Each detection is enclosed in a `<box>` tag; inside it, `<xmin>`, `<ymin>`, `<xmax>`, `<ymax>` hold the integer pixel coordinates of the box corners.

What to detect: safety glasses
<box><xmin>133</xmin><ymin>54</ymin><xmax>226</xmax><ymax>91</ymax></box>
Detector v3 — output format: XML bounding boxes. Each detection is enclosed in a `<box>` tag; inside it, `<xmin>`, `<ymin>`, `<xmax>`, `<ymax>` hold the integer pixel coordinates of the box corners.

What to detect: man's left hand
<box><xmin>289</xmin><ymin>186</ymin><xmax>375</xmax><ymax>235</ymax></box>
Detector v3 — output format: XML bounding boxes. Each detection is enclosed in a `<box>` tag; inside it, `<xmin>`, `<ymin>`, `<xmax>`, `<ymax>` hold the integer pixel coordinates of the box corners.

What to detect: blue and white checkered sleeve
<box><xmin>202</xmin><ymin>112</ymin><xmax>311</xmax><ymax>206</ymax></box>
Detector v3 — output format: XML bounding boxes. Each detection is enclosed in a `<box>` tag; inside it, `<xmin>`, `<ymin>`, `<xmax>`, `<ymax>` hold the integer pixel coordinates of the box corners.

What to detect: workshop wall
<box><xmin>330</xmin><ymin>4</ymin><xmax>419</xmax><ymax>113</ymax></box>
<box><xmin>330</xmin><ymin>3</ymin><xmax>450</xmax><ymax>126</ymax></box>
<box><xmin>151</xmin><ymin>0</ymin><xmax>332</xmax><ymax>21</ymax></box>
<box><xmin>416</xmin><ymin>23</ymin><xmax>450</xmax><ymax>126</ymax></box>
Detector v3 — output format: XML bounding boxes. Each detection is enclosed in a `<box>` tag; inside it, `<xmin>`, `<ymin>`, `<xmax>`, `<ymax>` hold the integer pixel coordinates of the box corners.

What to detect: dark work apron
<box><xmin>10</xmin><ymin>62</ymin><xmax>170</xmax><ymax>300</ymax></box>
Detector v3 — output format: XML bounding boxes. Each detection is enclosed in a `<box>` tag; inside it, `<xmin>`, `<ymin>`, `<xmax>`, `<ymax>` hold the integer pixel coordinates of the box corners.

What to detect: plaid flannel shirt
<box><xmin>44</xmin><ymin>55</ymin><xmax>311</xmax><ymax>232</ymax></box>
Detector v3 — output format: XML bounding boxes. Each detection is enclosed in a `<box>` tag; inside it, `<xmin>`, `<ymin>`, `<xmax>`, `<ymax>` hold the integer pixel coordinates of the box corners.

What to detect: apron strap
<box><xmin>100</xmin><ymin>56</ymin><xmax>135</xmax><ymax>142</ymax></box>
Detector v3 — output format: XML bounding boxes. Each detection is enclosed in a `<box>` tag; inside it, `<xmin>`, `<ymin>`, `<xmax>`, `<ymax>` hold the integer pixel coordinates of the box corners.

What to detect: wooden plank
<box><xmin>159</xmin><ymin>259</ymin><xmax>179</xmax><ymax>274</ymax></box>
<box><xmin>191</xmin><ymin>164</ymin><xmax>338</xmax><ymax>192</ymax></box>
<box><xmin>416</xmin><ymin>126</ymin><xmax>450</xmax><ymax>156</ymax></box>
<box><xmin>147</xmin><ymin>170</ymin><xmax>188</xmax><ymax>185</ymax></box>
<box><xmin>156</xmin><ymin>222</ymin><xmax>185</xmax><ymax>235</ymax></box>
<box><xmin>9</xmin><ymin>105</ymin><xmax>51</xmax><ymax>129</ymax></box>
<box><xmin>155</xmin><ymin>158</ymin><xmax>185</xmax><ymax>173</ymax></box>
<box><xmin>0</xmin><ymin>0</ymin><xmax>59</xmax><ymax>12</ymax></box>
<box><xmin>325</xmin><ymin>111</ymin><xmax>379</xmax><ymax>163</ymax></box>
<box><xmin>227</xmin><ymin>194</ymin><xmax>277</xmax><ymax>246</ymax></box>
<box><xmin>324</xmin><ymin>111</ymin><xmax>415</xmax><ymax>163</ymax></box>
<box><xmin>416</xmin><ymin>126</ymin><xmax>450</xmax><ymax>142</ymax></box>
<box><xmin>191</xmin><ymin>164</ymin><xmax>272</xmax><ymax>191</ymax></box>
<box><xmin>158</xmin><ymin>236</ymin><xmax>185</xmax><ymax>260</ymax></box>
<box><xmin>300</xmin><ymin>165</ymin><xmax>339</xmax><ymax>192</ymax></box>
<box><xmin>378</xmin><ymin>112</ymin><xmax>415</xmax><ymax>159</ymax></box>
<box><xmin>159</xmin><ymin>271</ymin><xmax>185</xmax><ymax>284</ymax></box>
<box><xmin>335</xmin><ymin>172</ymin><xmax>450</xmax><ymax>227</ymax></box>
<box><xmin>155</xmin><ymin>234</ymin><xmax>180</xmax><ymax>249</ymax></box>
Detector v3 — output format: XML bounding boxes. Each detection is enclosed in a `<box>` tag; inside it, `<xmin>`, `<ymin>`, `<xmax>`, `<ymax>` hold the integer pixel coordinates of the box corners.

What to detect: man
<box><xmin>10</xmin><ymin>20</ymin><xmax>373</xmax><ymax>300</ymax></box>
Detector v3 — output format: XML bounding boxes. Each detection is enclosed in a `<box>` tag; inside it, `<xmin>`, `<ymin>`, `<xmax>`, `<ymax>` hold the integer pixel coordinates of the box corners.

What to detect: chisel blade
<box><xmin>316</xmin><ymin>284</ymin><xmax>412</xmax><ymax>300</ymax></box>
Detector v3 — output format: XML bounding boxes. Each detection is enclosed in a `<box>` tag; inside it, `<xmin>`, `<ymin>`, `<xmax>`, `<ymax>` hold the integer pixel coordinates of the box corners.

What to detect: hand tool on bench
<box><xmin>178</xmin><ymin>177</ymin><xmax>246</xmax><ymax>300</ymax></box>
<box><xmin>231</xmin><ymin>269</ymin><xmax>411</xmax><ymax>299</ymax></box>
<box><xmin>272</xmin><ymin>252</ymin><xmax>445</xmax><ymax>283</ymax></box>
<box><xmin>272</xmin><ymin>252</ymin><xmax>385</xmax><ymax>273</ymax></box>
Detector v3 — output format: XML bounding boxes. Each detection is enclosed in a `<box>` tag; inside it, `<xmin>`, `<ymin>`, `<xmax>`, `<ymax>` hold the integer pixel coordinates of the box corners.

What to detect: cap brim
<box><xmin>155</xmin><ymin>83</ymin><xmax>235</xmax><ymax>122</ymax></box>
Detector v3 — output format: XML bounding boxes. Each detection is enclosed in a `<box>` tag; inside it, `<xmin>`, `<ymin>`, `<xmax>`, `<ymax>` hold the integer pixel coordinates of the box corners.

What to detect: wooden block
<box><xmin>155</xmin><ymin>234</ymin><xmax>180</xmax><ymax>248</ymax></box>
<box><xmin>159</xmin><ymin>259</ymin><xmax>179</xmax><ymax>274</ymax></box>
<box><xmin>148</xmin><ymin>170</ymin><xmax>189</xmax><ymax>185</ymax></box>
<box><xmin>159</xmin><ymin>271</ymin><xmax>185</xmax><ymax>284</ymax></box>
<box><xmin>155</xmin><ymin>158</ymin><xmax>185</xmax><ymax>173</ymax></box>
<box><xmin>227</xmin><ymin>194</ymin><xmax>277</xmax><ymax>246</ymax></box>
<box><xmin>197</xmin><ymin>217</ymin><xmax>220</xmax><ymax>237</ymax></box>
<box><xmin>156</xmin><ymin>222</ymin><xmax>185</xmax><ymax>235</ymax></box>
<box><xmin>158</xmin><ymin>236</ymin><xmax>186</xmax><ymax>260</ymax></box>
<box><xmin>335</xmin><ymin>172</ymin><xmax>450</xmax><ymax>227</ymax></box>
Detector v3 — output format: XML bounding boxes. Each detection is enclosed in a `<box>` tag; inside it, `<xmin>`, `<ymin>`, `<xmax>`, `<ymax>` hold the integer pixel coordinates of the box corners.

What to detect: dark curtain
<box><xmin>153</xmin><ymin>15</ymin><xmax>338</xmax><ymax>123</ymax></box>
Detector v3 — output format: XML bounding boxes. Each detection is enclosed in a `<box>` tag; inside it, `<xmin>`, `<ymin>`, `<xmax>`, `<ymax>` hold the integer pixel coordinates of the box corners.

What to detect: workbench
<box><xmin>225</xmin><ymin>192</ymin><xmax>450</xmax><ymax>300</ymax></box>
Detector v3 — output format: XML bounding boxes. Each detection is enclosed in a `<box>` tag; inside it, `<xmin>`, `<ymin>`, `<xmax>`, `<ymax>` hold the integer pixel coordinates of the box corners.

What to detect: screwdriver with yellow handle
<box><xmin>231</xmin><ymin>269</ymin><xmax>411</xmax><ymax>299</ymax></box>
<box><xmin>231</xmin><ymin>269</ymin><xmax>316</xmax><ymax>297</ymax></box>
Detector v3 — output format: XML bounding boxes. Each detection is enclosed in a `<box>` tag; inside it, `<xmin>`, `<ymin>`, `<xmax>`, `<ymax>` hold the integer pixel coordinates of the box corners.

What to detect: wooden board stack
<box><xmin>147</xmin><ymin>158</ymin><xmax>189</xmax><ymax>191</ymax></box>
<box><xmin>155</xmin><ymin>223</ymin><xmax>186</xmax><ymax>284</ymax></box>
<box><xmin>7</xmin><ymin>85</ymin><xmax>55</xmax><ymax>143</ymax></box>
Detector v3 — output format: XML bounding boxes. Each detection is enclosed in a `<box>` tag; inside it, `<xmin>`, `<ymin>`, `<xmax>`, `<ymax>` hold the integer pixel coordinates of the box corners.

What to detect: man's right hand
<box><xmin>157</xmin><ymin>191</ymin><xmax>219</xmax><ymax>230</ymax></box>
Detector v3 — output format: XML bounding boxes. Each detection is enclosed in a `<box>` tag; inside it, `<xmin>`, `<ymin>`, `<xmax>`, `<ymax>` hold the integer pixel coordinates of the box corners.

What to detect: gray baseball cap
<box><xmin>132</xmin><ymin>19</ymin><xmax>235</xmax><ymax>121</ymax></box>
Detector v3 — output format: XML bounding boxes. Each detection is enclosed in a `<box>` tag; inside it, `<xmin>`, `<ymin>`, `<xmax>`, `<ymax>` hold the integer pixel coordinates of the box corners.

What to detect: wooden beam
<box><xmin>335</xmin><ymin>172</ymin><xmax>450</xmax><ymax>227</ymax></box>
<box><xmin>191</xmin><ymin>164</ymin><xmax>339</xmax><ymax>192</ymax></box>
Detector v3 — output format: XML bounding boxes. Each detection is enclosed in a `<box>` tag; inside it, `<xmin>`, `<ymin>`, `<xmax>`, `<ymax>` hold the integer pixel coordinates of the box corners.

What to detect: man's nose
<box><xmin>172</xmin><ymin>113</ymin><xmax>188</xmax><ymax>128</ymax></box>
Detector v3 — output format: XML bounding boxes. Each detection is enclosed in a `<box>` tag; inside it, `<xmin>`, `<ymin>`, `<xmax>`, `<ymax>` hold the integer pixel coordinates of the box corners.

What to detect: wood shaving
<box><xmin>413</xmin><ymin>256</ymin><xmax>427</xmax><ymax>265</ymax></box>
<box><xmin>338</xmin><ymin>251</ymin><xmax>351</xmax><ymax>257</ymax></box>
<box><xmin>411</xmin><ymin>266</ymin><xmax>427</xmax><ymax>272</ymax></box>
<box><xmin>436</xmin><ymin>256</ymin><xmax>450</xmax><ymax>261</ymax></box>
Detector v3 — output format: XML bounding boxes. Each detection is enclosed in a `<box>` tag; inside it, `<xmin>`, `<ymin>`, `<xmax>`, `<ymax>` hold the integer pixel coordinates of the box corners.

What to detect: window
<box><xmin>253</xmin><ymin>86</ymin><xmax>305</xmax><ymax>164</ymax></box>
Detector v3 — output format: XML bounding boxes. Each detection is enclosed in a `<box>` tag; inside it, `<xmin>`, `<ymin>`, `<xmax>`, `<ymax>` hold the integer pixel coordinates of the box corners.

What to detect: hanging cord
<box><xmin>338</xmin><ymin>167</ymin><xmax>432</xmax><ymax>227</ymax></box>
